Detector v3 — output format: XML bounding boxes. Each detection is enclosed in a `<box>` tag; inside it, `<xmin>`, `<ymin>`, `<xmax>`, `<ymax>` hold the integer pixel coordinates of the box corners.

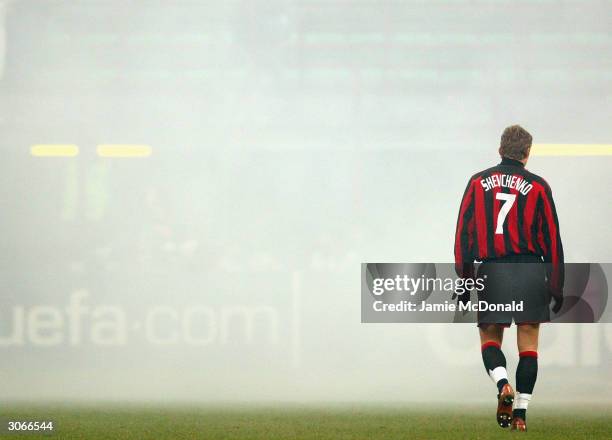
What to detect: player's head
<box><xmin>499</xmin><ymin>125</ymin><xmax>532</xmax><ymax>164</ymax></box>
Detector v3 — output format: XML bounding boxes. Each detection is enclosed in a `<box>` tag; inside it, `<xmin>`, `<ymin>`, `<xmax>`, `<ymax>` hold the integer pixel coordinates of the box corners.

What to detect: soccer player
<box><xmin>454</xmin><ymin>125</ymin><xmax>564</xmax><ymax>431</ymax></box>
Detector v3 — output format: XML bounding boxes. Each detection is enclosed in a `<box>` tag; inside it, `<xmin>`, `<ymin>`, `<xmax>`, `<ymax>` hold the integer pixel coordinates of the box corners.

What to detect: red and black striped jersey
<box><xmin>454</xmin><ymin>157</ymin><xmax>564</xmax><ymax>297</ymax></box>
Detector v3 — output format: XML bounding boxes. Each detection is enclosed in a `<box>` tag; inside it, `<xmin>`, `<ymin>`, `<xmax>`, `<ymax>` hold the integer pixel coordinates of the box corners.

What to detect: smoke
<box><xmin>1</xmin><ymin>1</ymin><xmax>611</xmax><ymax>403</ymax></box>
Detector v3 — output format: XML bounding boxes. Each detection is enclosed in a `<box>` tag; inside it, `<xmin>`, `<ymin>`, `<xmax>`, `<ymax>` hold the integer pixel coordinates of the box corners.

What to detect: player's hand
<box><xmin>551</xmin><ymin>295</ymin><xmax>563</xmax><ymax>314</ymax></box>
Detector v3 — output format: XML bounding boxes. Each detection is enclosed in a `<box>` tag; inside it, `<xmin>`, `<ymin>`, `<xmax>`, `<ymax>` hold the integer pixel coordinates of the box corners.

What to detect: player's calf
<box><xmin>481</xmin><ymin>340</ymin><xmax>515</xmax><ymax>428</ymax></box>
<box><xmin>481</xmin><ymin>341</ymin><xmax>510</xmax><ymax>393</ymax></box>
<box><xmin>513</xmin><ymin>351</ymin><xmax>538</xmax><ymax>427</ymax></box>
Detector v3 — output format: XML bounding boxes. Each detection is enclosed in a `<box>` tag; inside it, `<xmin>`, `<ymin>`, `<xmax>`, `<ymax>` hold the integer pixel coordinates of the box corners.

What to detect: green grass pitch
<box><xmin>1</xmin><ymin>404</ymin><xmax>610</xmax><ymax>439</ymax></box>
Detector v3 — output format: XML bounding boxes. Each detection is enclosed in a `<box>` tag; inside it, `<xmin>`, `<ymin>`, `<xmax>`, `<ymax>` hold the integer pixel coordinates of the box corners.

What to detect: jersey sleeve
<box><xmin>537</xmin><ymin>183</ymin><xmax>565</xmax><ymax>297</ymax></box>
<box><xmin>454</xmin><ymin>177</ymin><xmax>476</xmax><ymax>280</ymax></box>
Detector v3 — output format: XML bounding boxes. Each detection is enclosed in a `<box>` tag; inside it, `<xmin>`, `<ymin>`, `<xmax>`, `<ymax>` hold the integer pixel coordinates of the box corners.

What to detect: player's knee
<box><xmin>479</xmin><ymin>324</ymin><xmax>504</xmax><ymax>344</ymax></box>
<box><xmin>518</xmin><ymin>323</ymin><xmax>540</xmax><ymax>332</ymax></box>
<box><xmin>517</xmin><ymin>324</ymin><xmax>539</xmax><ymax>351</ymax></box>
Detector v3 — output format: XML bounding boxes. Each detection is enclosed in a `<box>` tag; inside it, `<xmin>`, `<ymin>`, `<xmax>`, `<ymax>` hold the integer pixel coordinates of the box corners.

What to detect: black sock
<box><xmin>496</xmin><ymin>378</ymin><xmax>509</xmax><ymax>393</ymax></box>
<box><xmin>513</xmin><ymin>408</ymin><xmax>526</xmax><ymax>421</ymax></box>
<box><xmin>481</xmin><ymin>341</ymin><xmax>508</xmax><ymax>393</ymax></box>
<box><xmin>514</xmin><ymin>351</ymin><xmax>538</xmax><ymax>421</ymax></box>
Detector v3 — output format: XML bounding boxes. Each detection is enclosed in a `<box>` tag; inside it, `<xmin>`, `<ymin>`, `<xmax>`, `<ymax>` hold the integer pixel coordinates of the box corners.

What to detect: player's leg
<box><xmin>479</xmin><ymin>324</ymin><xmax>508</xmax><ymax>392</ymax></box>
<box><xmin>512</xmin><ymin>323</ymin><xmax>540</xmax><ymax>431</ymax></box>
<box><xmin>479</xmin><ymin>324</ymin><xmax>514</xmax><ymax>428</ymax></box>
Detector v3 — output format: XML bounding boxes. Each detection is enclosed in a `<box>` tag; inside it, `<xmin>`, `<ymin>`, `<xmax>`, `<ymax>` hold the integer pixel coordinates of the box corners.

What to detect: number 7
<box><xmin>495</xmin><ymin>193</ymin><xmax>516</xmax><ymax>234</ymax></box>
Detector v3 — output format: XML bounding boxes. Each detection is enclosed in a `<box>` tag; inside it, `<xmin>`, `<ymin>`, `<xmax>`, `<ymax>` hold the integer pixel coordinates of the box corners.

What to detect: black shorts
<box><xmin>476</xmin><ymin>254</ymin><xmax>551</xmax><ymax>327</ymax></box>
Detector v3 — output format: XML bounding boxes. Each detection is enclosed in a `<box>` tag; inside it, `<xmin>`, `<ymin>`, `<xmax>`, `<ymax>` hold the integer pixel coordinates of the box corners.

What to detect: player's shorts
<box><xmin>476</xmin><ymin>254</ymin><xmax>551</xmax><ymax>327</ymax></box>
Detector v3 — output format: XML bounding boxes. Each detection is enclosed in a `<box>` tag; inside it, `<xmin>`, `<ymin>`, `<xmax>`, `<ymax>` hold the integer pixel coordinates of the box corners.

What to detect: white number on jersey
<box><xmin>495</xmin><ymin>192</ymin><xmax>517</xmax><ymax>234</ymax></box>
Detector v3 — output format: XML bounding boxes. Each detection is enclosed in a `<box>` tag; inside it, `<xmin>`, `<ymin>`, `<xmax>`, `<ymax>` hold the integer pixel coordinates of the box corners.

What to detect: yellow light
<box><xmin>31</xmin><ymin>145</ymin><xmax>79</xmax><ymax>157</ymax></box>
<box><xmin>531</xmin><ymin>144</ymin><xmax>612</xmax><ymax>156</ymax></box>
<box><xmin>97</xmin><ymin>145</ymin><xmax>152</xmax><ymax>158</ymax></box>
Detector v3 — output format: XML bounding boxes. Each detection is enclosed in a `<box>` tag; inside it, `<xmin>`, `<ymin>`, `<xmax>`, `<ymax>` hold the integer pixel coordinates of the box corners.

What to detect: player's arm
<box><xmin>454</xmin><ymin>177</ymin><xmax>476</xmax><ymax>281</ymax></box>
<box><xmin>537</xmin><ymin>183</ymin><xmax>565</xmax><ymax>310</ymax></box>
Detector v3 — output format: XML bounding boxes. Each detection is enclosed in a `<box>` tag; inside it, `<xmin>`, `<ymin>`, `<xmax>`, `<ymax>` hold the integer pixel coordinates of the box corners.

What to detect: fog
<box><xmin>1</xmin><ymin>0</ymin><xmax>611</xmax><ymax>403</ymax></box>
